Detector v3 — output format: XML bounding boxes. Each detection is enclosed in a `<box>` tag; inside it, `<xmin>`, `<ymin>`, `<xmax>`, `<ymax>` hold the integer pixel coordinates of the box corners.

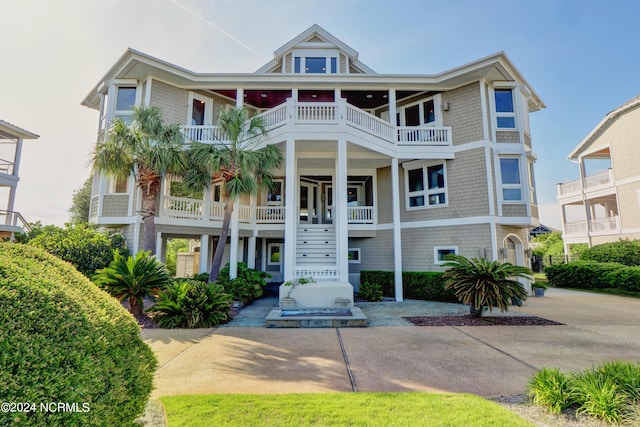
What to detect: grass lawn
<box><xmin>161</xmin><ymin>393</ymin><xmax>534</xmax><ymax>426</ymax></box>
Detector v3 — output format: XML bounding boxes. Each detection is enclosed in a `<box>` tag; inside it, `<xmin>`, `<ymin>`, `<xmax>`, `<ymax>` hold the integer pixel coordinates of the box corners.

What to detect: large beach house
<box><xmin>557</xmin><ymin>94</ymin><xmax>640</xmax><ymax>252</ymax></box>
<box><xmin>0</xmin><ymin>120</ymin><xmax>38</xmax><ymax>240</ymax></box>
<box><xmin>82</xmin><ymin>25</ymin><xmax>544</xmax><ymax>303</ymax></box>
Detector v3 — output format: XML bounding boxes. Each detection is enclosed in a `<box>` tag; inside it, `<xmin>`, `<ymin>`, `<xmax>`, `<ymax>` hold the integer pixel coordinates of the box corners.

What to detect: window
<box><xmin>406</xmin><ymin>163</ymin><xmax>447</xmax><ymax>209</ymax></box>
<box><xmin>494</xmin><ymin>88</ymin><xmax>516</xmax><ymax>129</ymax></box>
<box><xmin>528</xmin><ymin>161</ymin><xmax>537</xmax><ymax>204</ymax></box>
<box><xmin>267</xmin><ymin>180</ymin><xmax>283</xmax><ymax>205</ymax></box>
<box><xmin>108</xmin><ymin>175</ymin><xmax>128</xmax><ymax>193</ymax></box>
<box><xmin>268</xmin><ymin>243</ymin><xmax>283</xmax><ymax>265</ymax></box>
<box><xmin>293</xmin><ymin>55</ymin><xmax>338</xmax><ymax>74</ymax></box>
<box><xmin>423</xmin><ymin>100</ymin><xmax>435</xmax><ymax>124</ymax></box>
<box><xmin>306</xmin><ymin>57</ymin><xmax>325</xmax><ymax>73</ymax></box>
<box><xmin>114</xmin><ymin>86</ymin><xmax>137</xmax><ymax>124</ymax></box>
<box><xmin>434</xmin><ymin>246</ymin><xmax>458</xmax><ymax>265</ymax></box>
<box><xmin>294</xmin><ymin>57</ymin><xmax>301</xmax><ymax>73</ymax></box>
<box><xmin>212</xmin><ymin>183</ymin><xmax>223</xmax><ymax>202</ymax></box>
<box><xmin>191</xmin><ymin>98</ymin><xmax>205</xmax><ymax>125</ymax></box>
<box><xmin>500</xmin><ymin>157</ymin><xmax>522</xmax><ymax>201</ymax></box>
<box><xmin>348</xmin><ymin>248</ymin><xmax>361</xmax><ymax>264</ymax></box>
<box><xmin>398</xmin><ymin>97</ymin><xmax>438</xmax><ymax>126</ymax></box>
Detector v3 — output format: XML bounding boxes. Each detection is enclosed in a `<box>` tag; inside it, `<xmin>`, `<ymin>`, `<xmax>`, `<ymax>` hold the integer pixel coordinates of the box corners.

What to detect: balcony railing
<box><xmin>160</xmin><ymin>196</ymin><xmax>373</xmax><ymax>225</ymax></box>
<box><xmin>0</xmin><ymin>158</ymin><xmax>14</xmax><ymax>175</ymax></box>
<box><xmin>0</xmin><ymin>210</ymin><xmax>30</xmax><ymax>231</ymax></box>
<box><xmin>564</xmin><ymin>215</ymin><xmax>619</xmax><ymax>236</ymax></box>
<box><xmin>558</xmin><ymin>169</ymin><xmax>614</xmax><ymax>197</ymax></box>
<box><xmin>181</xmin><ymin>99</ymin><xmax>451</xmax><ymax>147</ymax></box>
<box><xmin>294</xmin><ymin>266</ymin><xmax>339</xmax><ymax>281</ymax></box>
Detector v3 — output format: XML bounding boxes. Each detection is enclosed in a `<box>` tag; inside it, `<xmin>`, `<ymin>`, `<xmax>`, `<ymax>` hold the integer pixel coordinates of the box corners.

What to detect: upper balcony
<box><xmin>181</xmin><ymin>98</ymin><xmax>452</xmax><ymax>150</ymax></box>
<box><xmin>557</xmin><ymin>168</ymin><xmax>614</xmax><ymax>202</ymax></box>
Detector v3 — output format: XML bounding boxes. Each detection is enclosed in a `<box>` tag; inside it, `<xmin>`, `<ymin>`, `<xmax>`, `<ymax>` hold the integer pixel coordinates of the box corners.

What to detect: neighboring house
<box><xmin>0</xmin><ymin>120</ymin><xmax>38</xmax><ymax>240</ymax></box>
<box><xmin>529</xmin><ymin>224</ymin><xmax>557</xmax><ymax>239</ymax></box>
<box><xmin>82</xmin><ymin>25</ymin><xmax>544</xmax><ymax>302</ymax></box>
<box><xmin>557</xmin><ymin>94</ymin><xmax>640</xmax><ymax>252</ymax></box>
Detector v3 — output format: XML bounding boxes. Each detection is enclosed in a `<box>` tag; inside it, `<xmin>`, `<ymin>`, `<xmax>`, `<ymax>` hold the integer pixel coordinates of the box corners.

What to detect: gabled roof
<box><xmin>568</xmin><ymin>94</ymin><xmax>640</xmax><ymax>160</ymax></box>
<box><xmin>255</xmin><ymin>24</ymin><xmax>375</xmax><ymax>74</ymax></box>
<box><xmin>0</xmin><ymin>120</ymin><xmax>39</xmax><ymax>140</ymax></box>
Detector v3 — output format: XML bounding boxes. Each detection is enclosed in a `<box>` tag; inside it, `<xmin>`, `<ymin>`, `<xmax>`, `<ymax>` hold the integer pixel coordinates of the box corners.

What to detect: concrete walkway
<box><xmin>142</xmin><ymin>288</ymin><xmax>640</xmax><ymax>399</ymax></box>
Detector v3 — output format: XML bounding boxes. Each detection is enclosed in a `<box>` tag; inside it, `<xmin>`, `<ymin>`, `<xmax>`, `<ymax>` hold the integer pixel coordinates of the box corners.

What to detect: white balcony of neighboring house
<box><xmin>563</xmin><ymin>215</ymin><xmax>620</xmax><ymax>238</ymax></box>
<box><xmin>181</xmin><ymin>98</ymin><xmax>452</xmax><ymax>148</ymax></box>
<box><xmin>557</xmin><ymin>168</ymin><xmax>615</xmax><ymax>201</ymax></box>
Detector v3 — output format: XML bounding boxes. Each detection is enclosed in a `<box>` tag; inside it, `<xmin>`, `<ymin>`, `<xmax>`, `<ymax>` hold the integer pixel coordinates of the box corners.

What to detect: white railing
<box><xmin>344</xmin><ymin>103</ymin><xmax>395</xmax><ymax>141</ymax></box>
<box><xmin>238</xmin><ymin>205</ymin><xmax>252</xmax><ymax>222</ymax></box>
<box><xmin>257</xmin><ymin>103</ymin><xmax>288</xmax><ymax>130</ymax></box>
<box><xmin>558</xmin><ymin>179</ymin><xmax>581</xmax><ymax>196</ymax></box>
<box><xmin>397</xmin><ymin>126</ymin><xmax>452</xmax><ymax>145</ymax></box>
<box><xmin>590</xmin><ymin>216</ymin><xmax>619</xmax><ymax>233</ymax></box>
<box><xmin>0</xmin><ymin>158</ymin><xmax>15</xmax><ymax>175</ymax></box>
<box><xmin>295</xmin><ymin>102</ymin><xmax>336</xmax><ymax>122</ymax></box>
<box><xmin>294</xmin><ymin>266</ymin><xmax>339</xmax><ymax>281</ymax></box>
<box><xmin>585</xmin><ymin>169</ymin><xmax>613</xmax><ymax>189</ymax></box>
<box><xmin>564</xmin><ymin>221</ymin><xmax>587</xmax><ymax>235</ymax></box>
<box><xmin>210</xmin><ymin>202</ymin><xmax>224</xmax><ymax>220</ymax></box>
<box><xmin>347</xmin><ymin>206</ymin><xmax>373</xmax><ymax>224</ymax></box>
<box><xmin>0</xmin><ymin>210</ymin><xmax>30</xmax><ymax>231</ymax></box>
<box><xmin>255</xmin><ymin>206</ymin><xmax>285</xmax><ymax>223</ymax></box>
<box><xmin>181</xmin><ymin>126</ymin><xmax>227</xmax><ymax>142</ymax></box>
<box><xmin>163</xmin><ymin>196</ymin><xmax>204</xmax><ymax>219</ymax></box>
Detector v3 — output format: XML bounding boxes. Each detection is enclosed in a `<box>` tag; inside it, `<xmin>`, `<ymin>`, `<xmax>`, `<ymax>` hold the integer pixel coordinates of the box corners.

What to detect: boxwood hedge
<box><xmin>544</xmin><ymin>261</ymin><xmax>624</xmax><ymax>290</ymax></box>
<box><xmin>0</xmin><ymin>243</ymin><xmax>157</xmax><ymax>426</ymax></box>
<box><xmin>359</xmin><ymin>271</ymin><xmax>458</xmax><ymax>303</ymax></box>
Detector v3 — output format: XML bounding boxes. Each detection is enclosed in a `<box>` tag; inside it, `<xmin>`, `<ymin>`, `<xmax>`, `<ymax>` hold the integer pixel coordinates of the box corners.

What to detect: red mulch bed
<box><xmin>404</xmin><ymin>315</ymin><xmax>563</xmax><ymax>326</ymax></box>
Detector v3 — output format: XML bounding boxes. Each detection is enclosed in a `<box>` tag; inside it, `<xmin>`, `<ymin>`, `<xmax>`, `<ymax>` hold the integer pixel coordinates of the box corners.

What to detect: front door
<box><xmin>299</xmin><ymin>181</ymin><xmax>318</xmax><ymax>224</ymax></box>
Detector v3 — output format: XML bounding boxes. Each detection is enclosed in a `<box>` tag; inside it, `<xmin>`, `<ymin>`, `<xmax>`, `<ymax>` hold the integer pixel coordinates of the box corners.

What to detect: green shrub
<box><xmin>544</xmin><ymin>261</ymin><xmax>624</xmax><ymax>289</ymax></box>
<box><xmin>571</xmin><ymin>370</ymin><xmax>628</xmax><ymax>424</ymax></box>
<box><xmin>527</xmin><ymin>368</ymin><xmax>573</xmax><ymax>414</ymax></box>
<box><xmin>580</xmin><ymin>239</ymin><xmax>640</xmax><ymax>266</ymax></box>
<box><xmin>191</xmin><ymin>272</ymin><xmax>211</xmax><ymax>283</ymax></box>
<box><xmin>359</xmin><ymin>271</ymin><xmax>457</xmax><ymax>302</ymax></box>
<box><xmin>26</xmin><ymin>222</ymin><xmax>128</xmax><ymax>277</ymax></box>
<box><xmin>0</xmin><ymin>243</ymin><xmax>156</xmax><ymax>426</ymax></box>
<box><xmin>148</xmin><ymin>280</ymin><xmax>231</xmax><ymax>328</ymax></box>
<box><xmin>605</xmin><ymin>266</ymin><xmax>640</xmax><ymax>293</ymax></box>
<box><xmin>357</xmin><ymin>282</ymin><xmax>383</xmax><ymax>302</ymax></box>
<box><xmin>216</xmin><ymin>262</ymin><xmax>269</xmax><ymax>304</ymax></box>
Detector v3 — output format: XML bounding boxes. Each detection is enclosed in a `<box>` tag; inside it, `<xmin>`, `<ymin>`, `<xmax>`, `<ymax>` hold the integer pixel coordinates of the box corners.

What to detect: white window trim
<box><xmin>187</xmin><ymin>92</ymin><xmax>214</xmax><ymax>126</ymax></box>
<box><xmin>267</xmin><ymin>243</ymin><xmax>283</xmax><ymax>266</ymax></box>
<box><xmin>498</xmin><ymin>156</ymin><xmax>524</xmax><ymax>203</ymax></box>
<box><xmin>348</xmin><ymin>248</ymin><xmax>361</xmax><ymax>264</ymax></box>
<box><xmin>111</xmin><ymin>79</ymin><xmax>140</xmax><ymax>123</ymax></box>
<box><xmin>292</xmin><ymin>49</ymin><xmax>339</xmax><ymax>74</ymax></box>
<box><xmin>434</xmin><ymin>246</ymin><xmax>458</xmax><ymax>265</ymax></box>
<box><xmin>396</xmin><ymin>94</ymin><xmax>442</xmax><ymax>127</ymax></box>
<box><xmin>403</xmin><ymin>161</ymin><xmax>448</xmax><ymax>210</ymax></box>
<box><xmin>491</xmin><ymin>85</ymin><xmax>518</xmax><ymax>130</ymax></box>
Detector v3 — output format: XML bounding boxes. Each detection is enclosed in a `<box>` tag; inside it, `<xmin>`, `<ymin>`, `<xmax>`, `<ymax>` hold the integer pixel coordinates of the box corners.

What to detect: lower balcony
<box><xmin>563</xmin><ymin>215</ymin><xmax>620</xmax><ymax>238</ymax></box>
<box><xmin>0</xmin><ymin>210</ymin><xmax>30</xmax><ymax>238</ymax></box>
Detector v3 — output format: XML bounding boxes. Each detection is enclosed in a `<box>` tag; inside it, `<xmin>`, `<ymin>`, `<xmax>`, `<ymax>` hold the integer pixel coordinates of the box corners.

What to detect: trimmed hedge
<box><xmin>0</xmin><ymin>243</ymin><xmax>156</xmax><ymax>426</ymax></box>
<box><xmin>604</xmin><ymin>266</ymin><xmax>640</xmax><ymax>292</ymax></box>
<box><xmin>544</xmin><ymin>262</ymin><xmax>624</xmax><ymax>290</ymax></box>
<box><xmin>359</xmin><ymin>271</ymin><xmax>458</xmax><ymax>303</ymax></box>
<box><xmin>579</xmin><ymin>239</ymin><xmax>640</xmax><ymax>266</ymax></box>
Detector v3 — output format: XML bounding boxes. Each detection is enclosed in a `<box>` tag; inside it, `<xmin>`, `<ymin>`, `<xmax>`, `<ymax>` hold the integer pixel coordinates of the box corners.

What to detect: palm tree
<box><xmin>93</xmin><ymin>251</ymin><xmax>170</xmax><ymax>316</ymax></box>
<box><xmin>91</xmin><ymin>105</ymin><xmax>187</xmax><ymax>254</ymax></box>
<box><xmin>184</xmin><ymin>108</ymin><xmax>283</xmax><ymax>282</ymax></box>
<box><xmin>442</xmin><ymin>255</ymin><xmax>531</xmax><ymax>317</ymax></box>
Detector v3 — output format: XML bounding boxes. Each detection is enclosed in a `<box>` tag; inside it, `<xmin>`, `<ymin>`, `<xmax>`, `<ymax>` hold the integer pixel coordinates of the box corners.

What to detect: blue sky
<box><xmin>2</xmin><ymin>0</ymin><xmax>639</xmax><ymax>228</ymax></box>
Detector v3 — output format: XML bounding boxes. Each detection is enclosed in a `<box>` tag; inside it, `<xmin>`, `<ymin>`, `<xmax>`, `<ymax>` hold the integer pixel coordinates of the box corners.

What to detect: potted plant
<box><xmin>443</xmin><ymin>255</ymin><xmax>531</xmax><ymax>318</ymax></box>
<box><xmin>280</xmin><ymin>277</ymin><xmax>315</xmax><ymax>308</ymax></box>
<box><xmin>533</xmin><ymin>282</ymin><xmax>547</xmax><ymax>297</ymax></box>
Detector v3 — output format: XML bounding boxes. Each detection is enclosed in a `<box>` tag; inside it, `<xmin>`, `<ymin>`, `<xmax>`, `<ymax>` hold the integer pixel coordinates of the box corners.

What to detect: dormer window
<box><xmin>293</xmin><ymin>53</ymin><xmax>338</xmax><ymax>74</ymax></box>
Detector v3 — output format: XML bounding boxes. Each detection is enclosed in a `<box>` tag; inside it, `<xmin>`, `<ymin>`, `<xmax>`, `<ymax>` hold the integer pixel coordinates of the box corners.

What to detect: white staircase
<box><xmin>296</xmin><ymin>223</ymin><xmax>336</xmax><ymax>264</ymax></box>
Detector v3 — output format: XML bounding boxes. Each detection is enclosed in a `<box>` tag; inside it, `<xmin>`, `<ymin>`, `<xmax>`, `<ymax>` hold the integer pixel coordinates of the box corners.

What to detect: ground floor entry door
<box><xmin>299</xmin><ymin>181</ymin><xmax>318</xmax><ymax>224</ymax></box>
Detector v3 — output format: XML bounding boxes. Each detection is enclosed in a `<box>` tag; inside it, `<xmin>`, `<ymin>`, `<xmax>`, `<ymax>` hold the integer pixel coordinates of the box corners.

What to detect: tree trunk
<box><xmin>209</xmin><ymin>198</ymin><xmax>234</xmax><ymax>283</ymax></box>
<box><xmin>139</xmin><ymin>176</ymin><xmax>160</xmax><ymax>255</ymax></box>
<box><xmin>129</xmin><ymin>299</ymin><xmax>143</xmax><ymax>317</ymax></box>
<box><xmin>470</xmin><ymin>302</ymin><xmax>484</xmax><ymax>318</ymax></box>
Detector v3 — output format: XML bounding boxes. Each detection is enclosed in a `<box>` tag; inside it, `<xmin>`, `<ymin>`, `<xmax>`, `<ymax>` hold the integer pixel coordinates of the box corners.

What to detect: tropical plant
<box><xmin>148</xmin><ymin>280</ymin><xmax>231</xmax><ymax>328</ymax></box>
<box><xmin>183</xmin><ymin>107</ymin><xmax>283</xmax><ymax>281</ymax></box>
<box><xmin>571</xmin><ymin>370</ymin><xmax>628</xmax><ymax>423</ymax></box>
<box><xmin>216</xmin><ymin>262</ymin><xmax>270</xmax><ymax>304</ymax></box>
<box><xmin>442</xmin><ymin>255</ymin><xmax>530</xmax><ymax>317</ymax></box>
<box><xmin>27</xmin><ymin>222</ymin><xmax>128</xmax><ymax>277</ymax></box>
<box><xmin>93</xmin><ymin>251</ymin><xmax>170</xmax><ymax>316</ymax></box>
<box><xmin>358</xmin><ymin>281</ymin><xmax>383</xmax><ymax>302</ymax></box>
<box><xmin>91</xmin><ymin>105</ymin><xmax>187</xmax><ymax>254</ymax></box>
<box><xmin>527</xmin><ymin>368</ymin><xmax>574</xmax><ymax>414</ymax></box>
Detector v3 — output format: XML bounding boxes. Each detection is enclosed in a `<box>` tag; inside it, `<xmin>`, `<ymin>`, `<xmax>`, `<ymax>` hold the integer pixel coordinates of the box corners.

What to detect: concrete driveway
<box><xmin>142</xmin><ymin>288</ymin><xmax>640</xmax><ymax>399</ymax></box>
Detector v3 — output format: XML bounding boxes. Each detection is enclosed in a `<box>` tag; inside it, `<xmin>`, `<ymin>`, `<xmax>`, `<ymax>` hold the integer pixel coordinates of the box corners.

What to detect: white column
<box><xmin>132</xmin><ymin>220</ymin><xmax>141</xmax><ymax>254</ymax></box>
<box><xmin>199</xmin><ymin>234</ymin><xmax>209</xmax><ymax>273</ymax></box>
<box><xmin>12</xmin><ymin>137</ymin><xmax>23</xmax><ymax>177</ymax></box>
<box><xmin>155</xmin><ymin>232</ymin><xmax>163</xmax><ymax>260</ymax></box>
<box><xmin>247</xmin><ymin>235</ymin><xmax>257</xmax><ymax>269</ymax></box>
<box><xmin>236</xmin><ymin>88</ymin><xmax>244</xmax><ymax>109</ymax></box>
<box><xmin>391</xmin><ymin>158</ymin><xmax>403</xmax><ymax>301</ymax></box>
<box><xmin>284</xmin><ymin>138</ymin><xmax>297</xmax><ymax>281</ymax></box>
<box><xmin>388</xmin><ymin>89</ymin><xmax>397</xmax><ymax>126</ymax></box>
<box><xmin>336</xmin><ymin>138</ymin><xmax>349</xmax><ymax>282</ymax></box>
<box><xmin>229</xmin><ymin>200</ymin><xmax>240</xmax><ymax>279</ymax></box>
